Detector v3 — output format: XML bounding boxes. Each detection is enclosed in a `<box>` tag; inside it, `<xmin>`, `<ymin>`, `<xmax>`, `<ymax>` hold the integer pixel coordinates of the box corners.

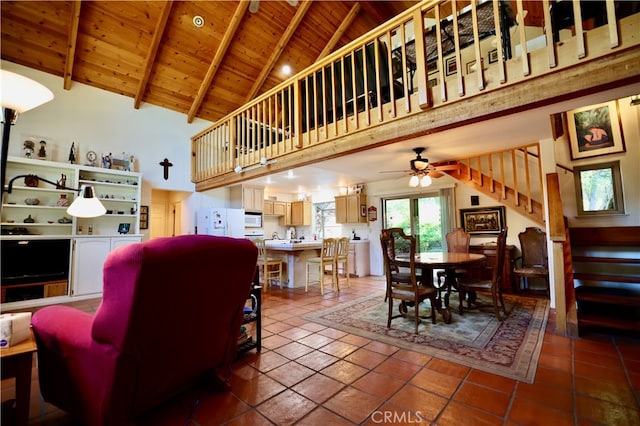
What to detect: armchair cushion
<box><xmin>32</xmin><ymin>235</ymin><xmax>258</xmax><ymax>426</ymax></box>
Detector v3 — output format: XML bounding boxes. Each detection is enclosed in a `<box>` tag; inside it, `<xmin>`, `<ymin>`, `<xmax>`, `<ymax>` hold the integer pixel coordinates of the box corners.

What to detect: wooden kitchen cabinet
<box><xmin>263</xmin><ymin>200</ymin><xmax>286</xmax><ymax>216</ymax></box>
<box><xmin>290</xmin><ymin>201</ymin><xmax>311</xmax><ymax>226</ymax></box>
<box><xmin>231</xmin><ymin>186</ymin><xmax>264</xmax><ymax>212</ymax></box>
<box><xmin>469</xmin><ymin>244</ymin><xmax>516</xmax><ymax>293</ymax></box>
<box><xmin>335</xmin><ymin>194</ymin><xmax>367</xmax><ymax>224</ymax></box>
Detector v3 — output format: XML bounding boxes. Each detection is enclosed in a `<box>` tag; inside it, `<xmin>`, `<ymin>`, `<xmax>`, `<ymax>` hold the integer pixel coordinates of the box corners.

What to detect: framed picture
<box><xmin>118</xmin><ymin>223</ymin><xmax>131</xmax><ymax>234</ymax></box>
<box><xmin>466</xmin><ymin>59</ymin><xmax>483</xmax><ymax>74</ymax></box>
<box><xmin>445</xmin><ymin>57</ymin><xmax>457</xmax><ymax>76</ymax></box>
<box><xmin>460</xmin><ymin>206</ymin><xmax>506</xmax><ymax>235</ymax></box>
<box><xmin>139</xmin><ymin>205</ymin><xmax>148</xmax><ymax>229</ymax></box>
<box><xmin>567</xmin><ymin>100</ymin><xmax>625</xmax><ymax>160</ymax></box>
<box><xmin>488</xmin><ymin>48</ymin><xmax>498</xmax><ymax>64</ymax></box>
<box><xmin>428</xmin><ymin>77</ymin><xmax>438</xmax><ymax>88</ymax></box>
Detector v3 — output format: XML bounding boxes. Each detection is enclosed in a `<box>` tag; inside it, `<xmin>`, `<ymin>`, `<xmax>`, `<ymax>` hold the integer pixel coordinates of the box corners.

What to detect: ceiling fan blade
<box><xmin>379</xmin><ymin>170</ymin><xmax>410</xmax><ymax>174</ymax></box>
<box><xmin>433</xmin><ymin>163</ymin><xmax>462</xmax><ymax>171</ymax></box>
<box><xmin>428</xmin><ymin>170</ymin><xmax>445</xmax><ymax>178</ymax></box>
<box><xmin>249</xmin><ymin>0</ymin><xmax>259</xmax><ymax>13</ymax></box>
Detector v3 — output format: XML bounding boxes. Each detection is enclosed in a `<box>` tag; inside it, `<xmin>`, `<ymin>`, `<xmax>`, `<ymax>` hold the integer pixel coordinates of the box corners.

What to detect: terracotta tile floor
<box><xmin>3</xmin><ymin>276</ymin><xmax>639</xmax><ymax>425</ymax></box>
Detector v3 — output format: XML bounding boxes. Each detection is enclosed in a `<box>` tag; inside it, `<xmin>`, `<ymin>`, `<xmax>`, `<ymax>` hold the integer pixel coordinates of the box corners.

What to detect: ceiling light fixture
<box><xmin>408</xmin><ymin>147</ymin><xmax>433</xmax><ymax>188</ymax></box>
<box><xmin>193</xmin><ymin>16</ymin><xmax>204</xmax><ymax>28</ymax></box>
<box><xmin>282</xmin><ymin>64</ymin><xmax>292</xmax><ymax>76</ymax></box>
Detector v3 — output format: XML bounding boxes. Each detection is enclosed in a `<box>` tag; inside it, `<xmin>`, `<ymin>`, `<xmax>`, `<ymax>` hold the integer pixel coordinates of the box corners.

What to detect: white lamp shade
<box><xmin>1</xmin><ymin>70</ymin><xmax>54</xmax><ymax>113</ymax></box>
<box><xmin>66</xmin><ymin>185</ymin><xmax>106</xmax><ymax>218</ymax></box>
<box><xmin>420</xmin><ymin>175</ymin><xmax>432</xmax><ymax>187</ymax></box>
<box><xmin>409</xmin><ymin>175</ymin><xmax>420</xmax><ymax>187</ymax></box>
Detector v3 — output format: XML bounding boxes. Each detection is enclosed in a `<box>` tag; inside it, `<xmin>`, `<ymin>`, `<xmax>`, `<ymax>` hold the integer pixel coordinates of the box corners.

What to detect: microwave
<box><xmin>244</xmin><ymin>212</ymin><xmax>263</xmax><ymax>228</ymax></box>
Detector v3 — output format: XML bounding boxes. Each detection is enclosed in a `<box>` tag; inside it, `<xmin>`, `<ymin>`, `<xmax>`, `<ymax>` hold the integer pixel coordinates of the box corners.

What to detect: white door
<box><xmin>150</xmin><ymin>202</ymin><xmax>169</xmax><ymax>239</ymax></box>
<box><xmin>73</xmin><ymin>238</ymin><xmax>111</xmax><ymax>296</ymax></box>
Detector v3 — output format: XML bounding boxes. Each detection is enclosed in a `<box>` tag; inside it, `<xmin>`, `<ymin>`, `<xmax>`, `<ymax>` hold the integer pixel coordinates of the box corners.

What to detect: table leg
<box><xmin>2</xmin><ymin>352</ymin><xmax>33</xmax><ymax>426</ymax></box>
<box><xmin>420</xmin><ymin>266</ymin><xmax>452</xmax><ymax>324</ymax></box>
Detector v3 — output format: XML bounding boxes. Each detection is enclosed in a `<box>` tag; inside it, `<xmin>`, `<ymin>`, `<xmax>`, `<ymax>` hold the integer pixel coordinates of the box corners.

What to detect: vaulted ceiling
<box><xmin>1</xmin><ymin>0</ymin><xmax>418</xmax><ymax>123</ymax></box>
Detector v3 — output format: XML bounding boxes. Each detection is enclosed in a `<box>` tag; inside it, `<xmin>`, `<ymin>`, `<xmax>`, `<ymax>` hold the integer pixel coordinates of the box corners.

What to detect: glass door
<box><xmin>383</xmin><ymin>193</ymin><xmax>445</xmax><ymax>253</ymax></box>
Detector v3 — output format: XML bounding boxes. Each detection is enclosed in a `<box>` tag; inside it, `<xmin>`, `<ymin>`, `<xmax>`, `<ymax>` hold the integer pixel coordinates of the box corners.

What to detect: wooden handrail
<box><xmin>191</xmin><ymin>0</ymin><xmax>638</xmax><ymax>188</ymax></box>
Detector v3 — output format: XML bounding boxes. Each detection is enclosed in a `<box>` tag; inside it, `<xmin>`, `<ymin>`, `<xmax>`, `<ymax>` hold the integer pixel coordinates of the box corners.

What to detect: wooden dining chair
<box><xmin>436</xmin><ymin>227</ymin><xmax>471</xmax><ymax>304</ymax></box>
<box><xmin>458</xmin><ymin>228</ymin><xmax>508</xmax><ymax>320</ymax></box>
<box><xmin>306</xmin><ymin>238</ymin><xmax>337</xmax><ymax>295</ymax></box>
<box><xmin>335</xmin><ymin>237</ymin><xmax>351</xmax><ymax>289</ymax></box>
<box><xmin>380</xmin><ymin>228</ymin><xmax>437</xmax><ymax>333</ymax></box>
<box><xmin>513</xmin><ymin>227</ymin><xmax>550</xmax><ymax>297</ymax></box>
<box><xmin>256</xmin><ymin>239</ymin><xmax>284</xmax><ymax>291</ymax></box>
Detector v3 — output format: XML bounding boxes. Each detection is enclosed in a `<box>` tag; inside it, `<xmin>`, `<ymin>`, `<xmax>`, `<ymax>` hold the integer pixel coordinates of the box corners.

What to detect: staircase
<box><xmin>434</xmin><ymin>143</ymin><xmax>545</xmax><ymax>225</ymax></box>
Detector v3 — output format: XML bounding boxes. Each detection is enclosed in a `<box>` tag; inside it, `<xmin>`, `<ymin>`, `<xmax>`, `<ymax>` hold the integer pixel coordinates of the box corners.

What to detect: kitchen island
<box><xmin>264</xmin><ymin>240</ymin><xmax>322</xmax><ymax>289</ymax></box>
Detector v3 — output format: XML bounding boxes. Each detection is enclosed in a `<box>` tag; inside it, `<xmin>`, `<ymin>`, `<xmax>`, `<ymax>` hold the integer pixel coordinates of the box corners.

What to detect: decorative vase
<box><xmin>24</xmin><ymin>215</ymin><xmax>35</xmax><ymax>223</ymax></box>
<box><xmin>57</xmin><ymin>194</ymin><xmax>70</xmax><ymax>207</ymax></box>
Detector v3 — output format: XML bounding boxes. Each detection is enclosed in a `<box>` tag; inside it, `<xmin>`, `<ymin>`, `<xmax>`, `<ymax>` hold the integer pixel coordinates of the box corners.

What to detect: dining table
<box><xmin>396</xmin><ymin>252</ymin><xmax>486</xmax><ymax>324</ymax></box>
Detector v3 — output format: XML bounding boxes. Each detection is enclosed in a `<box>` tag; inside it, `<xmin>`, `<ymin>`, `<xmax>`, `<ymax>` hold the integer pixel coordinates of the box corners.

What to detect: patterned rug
<box><xmin>304</xmin><ymin>292</ymin><xmax>549</xmax><ymax>383</ymax></box>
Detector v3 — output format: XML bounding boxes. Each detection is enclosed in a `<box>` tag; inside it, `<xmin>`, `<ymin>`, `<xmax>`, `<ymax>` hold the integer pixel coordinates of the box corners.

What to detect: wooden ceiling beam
<box><xmin>244</xmin><ymin>0</ymin><xmax>313</xmax><ymax>102</ymax></box>
<box><xmin>316</xmin><ymin>3</ymin><xmax>361</xmax><ymax>61</ymax></box>
<box><xmin>134</xmin><ymin>0</ymin><xmax>174</xmax><ymax>110</ymax></box>
<box><xmin>63</xmin><ymin>0</ymin><xmax>81</xmax><ymax>90</ymax></box>
<box><xmin>187</xmin><ymin>0</ymin><xmax>249</xmax><ymax>123</ymax></box>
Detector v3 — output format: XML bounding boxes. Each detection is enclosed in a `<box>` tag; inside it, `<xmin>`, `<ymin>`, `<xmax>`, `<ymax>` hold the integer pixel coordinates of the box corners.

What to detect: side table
<box><xmin>1</xmin><ymin>329</ymin><xmax>37</xmax><ymax>426</ymax></box>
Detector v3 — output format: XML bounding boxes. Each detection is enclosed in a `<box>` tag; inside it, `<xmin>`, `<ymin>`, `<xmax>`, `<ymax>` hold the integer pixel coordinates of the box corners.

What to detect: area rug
<box><xmin>304</xmin><ymin>292</ymin><xmax>549</xmax><ymax>383</ymax></box>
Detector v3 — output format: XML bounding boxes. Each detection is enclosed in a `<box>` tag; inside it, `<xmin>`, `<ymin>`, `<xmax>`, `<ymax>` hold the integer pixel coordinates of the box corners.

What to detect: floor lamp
<box><xmin>1</xmin><ymin>70</ymin><xmax>106</xmax><ymax>218</ymax></box>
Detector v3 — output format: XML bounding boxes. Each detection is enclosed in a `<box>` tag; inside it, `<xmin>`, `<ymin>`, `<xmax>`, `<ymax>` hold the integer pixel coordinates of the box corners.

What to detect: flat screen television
<box><xmin>1</xmin><ymin>239</ymin><xmax>71</xmax><ymax>286</ymax></box>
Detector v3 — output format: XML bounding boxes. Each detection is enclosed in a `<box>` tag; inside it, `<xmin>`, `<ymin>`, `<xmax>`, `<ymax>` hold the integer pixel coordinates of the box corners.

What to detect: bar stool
<box><xmin>306</xmin><ymin>238</ymin><xmax>337</xmax><ymax>295</ymax></box>
<box><xmin>256</xmin><ymin>239</ymin><xmax>284</xmax><ymax>291</ymax></box>
<box><xmin>335</xmin><ymin>237</ymin><xmax>351</xmax><ymax>288</ymax></box>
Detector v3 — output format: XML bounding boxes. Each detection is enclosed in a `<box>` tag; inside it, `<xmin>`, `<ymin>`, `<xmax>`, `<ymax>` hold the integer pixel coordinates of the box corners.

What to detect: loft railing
<box><xmin>192</xmin><ymin>0</ymin><xmax>639</xmax><ymax>185</ymax></box>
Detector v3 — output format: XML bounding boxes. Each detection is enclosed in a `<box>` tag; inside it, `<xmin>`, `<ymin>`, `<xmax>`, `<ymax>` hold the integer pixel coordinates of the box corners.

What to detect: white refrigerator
<box><xmin>196</xmin><ymin>208</ymin><xmax>245</xmax><ymax>238</ymax></box>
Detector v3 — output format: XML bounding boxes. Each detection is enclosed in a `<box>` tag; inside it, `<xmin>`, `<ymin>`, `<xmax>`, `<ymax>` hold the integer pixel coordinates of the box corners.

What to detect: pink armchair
<box><xmin>31</xmin><ymin>235</ymin><xmax>258</xmax><ymax>426</ymax></box>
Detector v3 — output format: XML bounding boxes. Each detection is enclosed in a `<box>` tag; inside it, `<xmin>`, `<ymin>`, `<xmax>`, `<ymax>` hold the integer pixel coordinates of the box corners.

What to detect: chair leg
<box><xmin>387</xmin><ymin>295</ymin><xmax>393</xmax><ymax>328</ymax></box>
<box><xmin>458</xmin><ymin>288</ymin><xmax>466</xmax><ymax>315</ymax></box>
<box><xmin>414</xmin><ymin>296</ymin><xmax>420</xmax><ymax>334</ymax></box>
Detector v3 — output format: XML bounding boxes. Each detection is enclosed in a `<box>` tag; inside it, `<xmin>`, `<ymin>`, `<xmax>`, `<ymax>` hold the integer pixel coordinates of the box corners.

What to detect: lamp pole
<box><xmin>1</xmin><ymin>107</ymin><xmax>17</xmax><ymax>200</ymax></box>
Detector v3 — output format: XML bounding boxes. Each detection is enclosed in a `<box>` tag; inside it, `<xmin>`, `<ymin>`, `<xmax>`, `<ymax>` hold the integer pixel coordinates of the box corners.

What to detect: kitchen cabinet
<box><xmin>335</xmin><ymin>194</ymin><xmax>367</xmax><ymax>224</ymax></box>
<box><xmin>347</xmin><ymin>240</ymin><xmax>370</xmax><ymax>277</ymax></box>
<box><xmin>469</xmin><ymin>244</ymin><xmax>516</xmax><ymax>293</ymax></box>
<box><xmin>290</xmin><ymin>201</ymin><xmax>311</xmax><ymax>226</ymax></box>
<box><xmin>231</xmin><ymin>186</ymin><xmax>264</xmax><ymax>212</ymax></box>
<box><xmin>263</xmin><ymin>200</ymin><xmax>286</xmax><ymax>216</ymax></box>
<box><xmin>280</xmin><ymin>203</ymin><xmax>292</xmax><ymax>226</ymax></box>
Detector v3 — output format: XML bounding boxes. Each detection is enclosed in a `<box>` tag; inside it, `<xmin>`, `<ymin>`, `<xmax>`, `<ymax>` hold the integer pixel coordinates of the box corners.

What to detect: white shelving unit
<box><xmin>1</xmin><ymin>156</ymin><xmax>143</xmax><ymax>307</ymax></box>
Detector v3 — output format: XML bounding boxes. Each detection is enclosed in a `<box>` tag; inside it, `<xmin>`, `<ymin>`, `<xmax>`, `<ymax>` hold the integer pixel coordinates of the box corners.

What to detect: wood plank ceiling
<box><xmin>1</xmin><ymin>0</ymin><xmax>418</xmax><ymax>123</ymax></box>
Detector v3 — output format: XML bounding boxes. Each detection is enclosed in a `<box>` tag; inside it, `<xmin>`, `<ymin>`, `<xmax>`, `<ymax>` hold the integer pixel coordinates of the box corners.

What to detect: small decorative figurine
<box><xmin>102</xmin><ymin>152</ymin><xmax>112</xmax><ymax>169</ymax></box>
<box><xmin>38</xmin><ymin>140</ymin><xmax>47</xmax><ymax>160</ymax></box>
<box><xmin>24</xmin><ymin>215</ymin><xmax>35</xmax><ymax>223</ymax></box>
<box><xmin>57</xmin><ymin>194</ymin><xmax>70</xmax><ymax>207</ymax></box>
<box><xmin>68</xmin><ymin>142</ymin><xmax>76</xmax><ymax>164</ymax></box>
<box><xmin>23</xmin><ymin>140</ymin><xmax>35</xmax><ymax>158</ymax></box>
<box><xmin>56</xmin><ymin>174</ymin><xmax>67</xmax><ymax>189</ymax></box>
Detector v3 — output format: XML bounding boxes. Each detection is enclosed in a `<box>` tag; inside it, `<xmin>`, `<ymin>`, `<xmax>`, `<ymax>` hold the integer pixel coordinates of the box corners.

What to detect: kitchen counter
<box><xmin>264</xmin><ymin>240</ymin><xmax>322</xmax><ymax>288</ymax></box>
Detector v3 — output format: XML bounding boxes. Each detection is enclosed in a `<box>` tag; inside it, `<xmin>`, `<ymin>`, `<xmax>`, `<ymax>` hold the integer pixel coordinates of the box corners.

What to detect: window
<box><xmin>574</xmin><ymin>160</ymin><xmax>625</xmax><ymax>216</ymax></box>
<box><xmin>313</xmin><ymin>202</ymin><xmax>341</xmax><ymax>239</ymax></box>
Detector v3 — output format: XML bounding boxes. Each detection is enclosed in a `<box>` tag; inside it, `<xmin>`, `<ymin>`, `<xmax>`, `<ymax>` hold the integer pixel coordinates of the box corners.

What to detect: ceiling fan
<box><xmin>249</xmin><ymin>0</ymin><xmax>298</xmax><ymax>14</ymax></box>
<box><xmin>380</xmin><ymin>147</ymin><xmax>446</xmax><ymax>187</ymax></box>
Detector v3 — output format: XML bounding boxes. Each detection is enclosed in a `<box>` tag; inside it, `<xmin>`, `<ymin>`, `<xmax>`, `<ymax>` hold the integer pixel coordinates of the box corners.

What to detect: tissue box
<box><xmin>0</xmin><ymin>312</ymin><xmax>32</xmax><ymax>348</ymax></box>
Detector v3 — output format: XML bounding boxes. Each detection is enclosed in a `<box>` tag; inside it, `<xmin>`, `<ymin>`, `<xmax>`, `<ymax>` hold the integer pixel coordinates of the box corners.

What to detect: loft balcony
<box><xmin>191</xmin><ymin>0</ymin><xmax>640</xmax><ymax>191</ymax></box>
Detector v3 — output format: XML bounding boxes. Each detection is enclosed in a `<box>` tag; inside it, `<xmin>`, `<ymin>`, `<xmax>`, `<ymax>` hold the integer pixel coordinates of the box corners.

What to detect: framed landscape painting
<box><xmin>567</xmin><ymin>100</ymin><xmax>625</xmax><ymax>160</ymax></box>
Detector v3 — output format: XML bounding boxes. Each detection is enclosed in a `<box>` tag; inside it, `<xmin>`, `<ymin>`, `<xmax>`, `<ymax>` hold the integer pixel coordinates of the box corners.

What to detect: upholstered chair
<box><xmin>31</xmin><ymin>235</ymin><xmax>258</xmax><ymax>426</ymax></box>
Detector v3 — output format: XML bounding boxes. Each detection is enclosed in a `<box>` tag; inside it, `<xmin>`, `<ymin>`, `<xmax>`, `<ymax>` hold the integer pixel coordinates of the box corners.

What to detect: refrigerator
<box><xmin>196</xmin><ymin>208</ymin><xmax>245</xmax><ymax>238</ymax></box>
